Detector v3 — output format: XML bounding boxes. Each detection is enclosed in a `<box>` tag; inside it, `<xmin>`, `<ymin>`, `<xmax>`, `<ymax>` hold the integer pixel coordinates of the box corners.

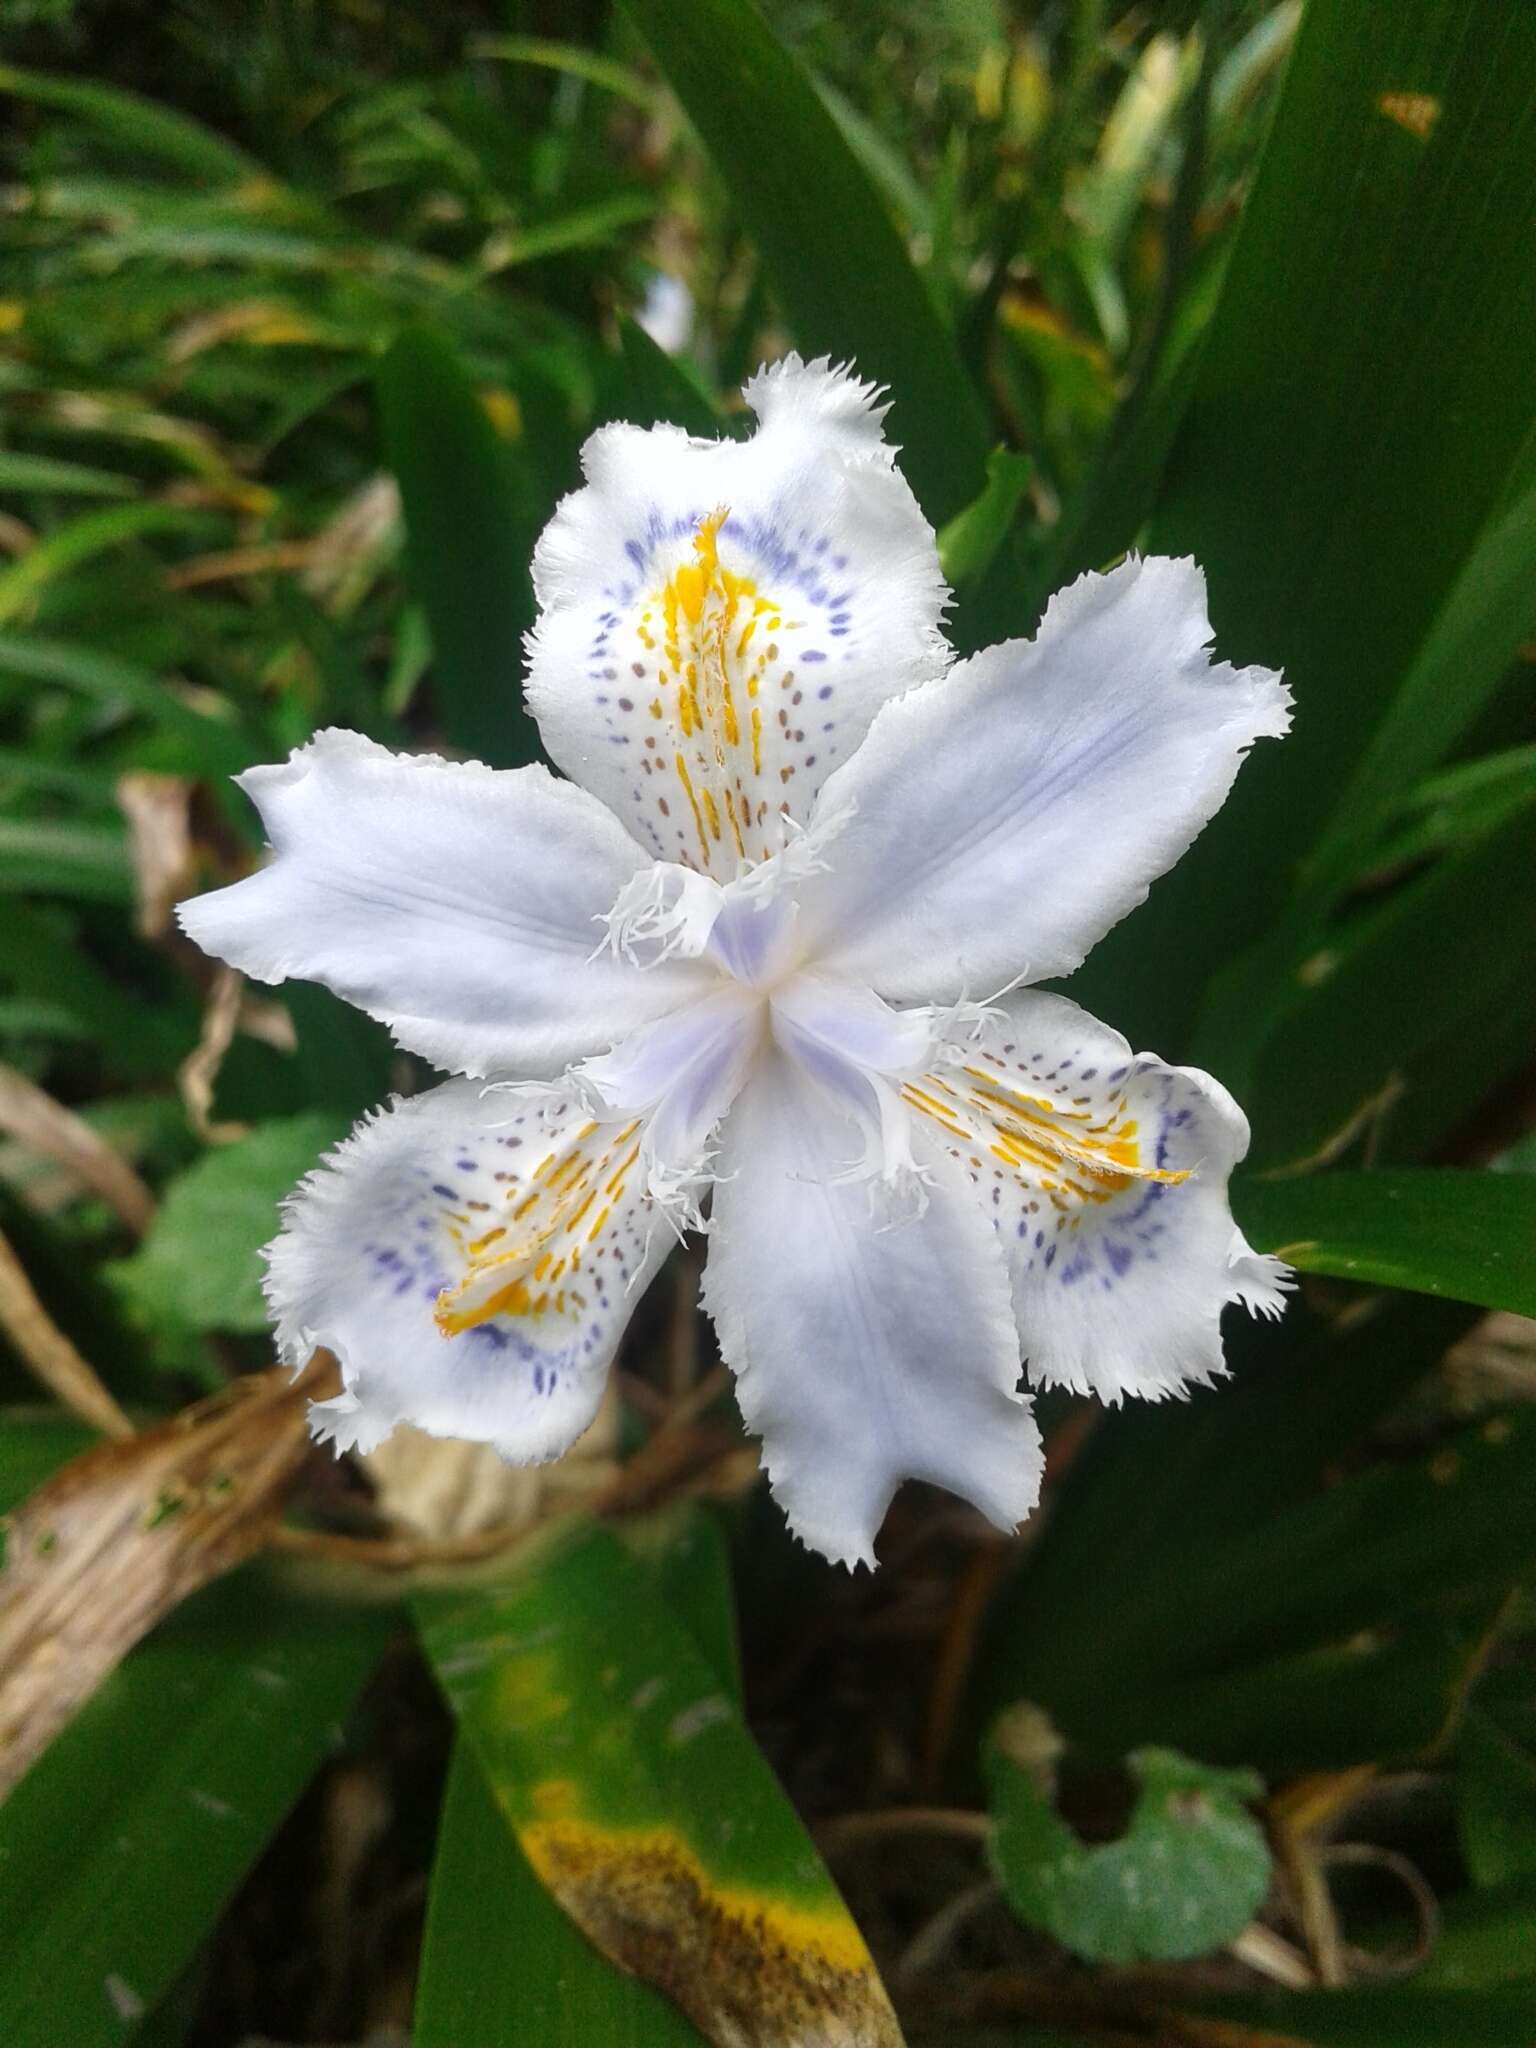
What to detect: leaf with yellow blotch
<box><xmin>412</xmin><ymin>1518</ymin><xmax>904</xmax><ymax>2048</ymax></box>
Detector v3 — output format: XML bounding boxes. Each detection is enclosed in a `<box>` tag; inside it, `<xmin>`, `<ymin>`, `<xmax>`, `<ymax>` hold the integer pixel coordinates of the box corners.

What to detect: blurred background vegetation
<box><xmin>0</xmin><ymin>2</ymin><xmax>1533</xmax><ymax>2045</ymax></box>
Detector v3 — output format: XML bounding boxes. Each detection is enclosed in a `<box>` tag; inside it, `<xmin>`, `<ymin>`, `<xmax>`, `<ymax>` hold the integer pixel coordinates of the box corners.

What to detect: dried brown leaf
<box><xmin>0</xmin><ymin>1060</ymin><xmax>155</xmax><ymax>1233</ymax></box>
<box><xmin>116</xmin><ymin>770</ymin><xmax>198</xmax><ymax>941</ymax></box>
<box><xmin>0</xmin><ymin>1222</ymin><xmax>132</xmax><ymax>1437</ymax></box>
<box><xmin>0</xmin><ymin>1359</ymin><xmax>333</xmax><ymax>1793</ymax></box>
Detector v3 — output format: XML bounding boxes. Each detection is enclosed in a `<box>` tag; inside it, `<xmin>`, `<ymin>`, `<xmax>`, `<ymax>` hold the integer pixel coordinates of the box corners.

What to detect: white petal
<box><xmin>702</xmin><ymin>1052</ymin><xmax>1042</xmax><ymax>1568</ymax></box>
<box><xmin>794</xmin><ymin>556</ymin><xmax>1291</xmax><ymax>1002</ymax></box>
<box><xmin>267</xmin><ymin>1078</ymin><xmax>675</xmax><ymax>1463</ymax></box>
<box><xmin>902</xmin><ymin>989</ymin><xmax>1292</xmax><ymax>1402</ymax></box>
<box><xmin>575</xmin><ymin>986</ymin><xmax>761</xmax><ymax>1219</ymax></box>
<box><xmin>526</xmin><ymin>355</ymin><xmax>949</xmax><ymax>880</ymax></box>
<box><xmin>177</xmin><ymin>728</ymin><xmax>714</xmax><ymax>1079</ymax></box>
<box><xmin>767</xmin><ymin>973</ymin><xmax>939</xmax><ymax>1187</ymax></box>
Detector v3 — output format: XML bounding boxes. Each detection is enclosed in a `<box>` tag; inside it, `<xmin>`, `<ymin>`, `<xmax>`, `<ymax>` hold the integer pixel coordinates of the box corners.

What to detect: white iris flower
<box><xmin>179</xmin><ymin>357</ymin><xmax>1293</xmax><ymax>1568</ymax></box>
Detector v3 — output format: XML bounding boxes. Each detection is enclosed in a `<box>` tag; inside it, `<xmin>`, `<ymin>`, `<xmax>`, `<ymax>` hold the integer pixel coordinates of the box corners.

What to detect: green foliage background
<box><xmin>0</xmin><ymin>0</ymin><xmax>1533</xmax><ymax>2043</ymax></box>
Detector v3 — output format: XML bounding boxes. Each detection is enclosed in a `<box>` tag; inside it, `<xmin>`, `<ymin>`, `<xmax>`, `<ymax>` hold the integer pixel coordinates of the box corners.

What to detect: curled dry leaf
<box><xmin>177</xmin><ymin>963</ymin><xmax>249</xmax><ymax>1144</ymax></box>
<box><xmin>0</xmin><ymin>1357</ymin><xmax>334</xmax><ymax>1795</ymax></box>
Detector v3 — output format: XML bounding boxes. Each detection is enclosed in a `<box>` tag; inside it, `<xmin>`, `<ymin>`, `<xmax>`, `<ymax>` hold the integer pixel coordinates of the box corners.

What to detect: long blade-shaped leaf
<box><xmin>1234</xmin><ymin>1169</ymin><xmax>1536</xmax><ymax>1316</ymax></box>
<box><xmin>0</xmin><ymin>1569</ymin><xmax>393</xmax><ymax>2048</ymax></box>
<box><xmin>415</xmin><ymin>1508</ymin><xmax>735</xmax><ymax>2047</ymax></box>
<box><xmin>621</xmin><ymin>0</ymin><xmax>988</xmax><ymax>522</ymax></box>
<box><xmin>412</xmin><ymin>1519</ymin><xmax>902</xmax><ymax>2048</ymax></box>
<box><xmin>1070</xmin><ymin>0</ymin><xmax>1536</xmax><ymax>1051</ymax></box>
<box><xmin>1241</xmin><ymin>800</ymin><xmax>1536</xmax><ymax>1167</ymax></box>
<box><xmin>375</xmin><ymin>325</ymin><xmax>543</xmax><ymax>766</ymax></box>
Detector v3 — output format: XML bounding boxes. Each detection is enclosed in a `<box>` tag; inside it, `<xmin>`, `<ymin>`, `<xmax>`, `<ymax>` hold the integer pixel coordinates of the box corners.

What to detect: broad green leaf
<box><xmin>0</xmin><ymin>64</ymin><xmax>258</xmax><ymax>183</ymax></box>
<box><xmin>415</xmin><ymin>1508</ymin><xmax>735</xmax><ymax>2048</ymax></box>
<box><xmin>1239</xmin><ymin>801</ymin><xmax>1536</xmax><ymax>1166</ymax></box>
<box><xmin>619</xmin><ymin>1502</ymin><xmax>742</xmax><ymax>1703</ymax></box>
<box><xmin>621</xmin><ymin>0</ymin><xmax>989</xmax><ymax>523</ymax></box>
<box><xmin>0</xmin><ymin>1568</ymin><xmax>393</xmax><ymax>2048</ymax></box>
<box><xmin>0</xmin><ymin>451</ymin><xmax>133</xmax><ymax>498</ymax></box>
<box><xmin>1070</xmin><ymin>1</ymin><xmax>1536</xmax><ymax>1053</ymax></box>
<box><xmin>1233</xmin><ymin>1169</ymin><xmax>1536</xmax><ymax>1316</ymax></box>
<box><xmin>1458</xmin><ymin>1710</ymin><xmax>1536</xmax><ymax>1894</ymax></box>
<box><xmin>375</xmin><ymin>325</ymin><xmax>542</xmax><ymax>766</ymax></box>
<box><xmin>411</xmin><ymin>1518</ymin><xmax>902</xmax><ymax>2048</ymax></box>
<box><xmin>0</xmin><ymin>505</ymin><xmax>212</xmax><ymax>630</ymax></box>
<box><xmin>938</xmin><ymin>449</ymin><xmax>1033</xmax><ymax>594</ymax></box>
<box><xmin>986</xmin><ymin>1723</ymin><xmax>1269</xmax><ymax>1963</ymax></box>
<box><xmin>417</xmin><ymin>1744</ymin><xmax>706</xmax><ymax>2048</ymax></box>
<box><xmin>109</xmin><ymin>1114</ymin><xmax>343</xmax><ymax>1334</ymax></box>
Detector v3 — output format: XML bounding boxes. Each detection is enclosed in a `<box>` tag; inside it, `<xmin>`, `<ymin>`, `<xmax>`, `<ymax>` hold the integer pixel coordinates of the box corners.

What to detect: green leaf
<box><xmin>613</xmin><ymin>318</ymin><xmax>721</xmax><ymax>438</ymax></box>
<box><xmin>0</xmin><ymin>902</ymin><xmax>192</xmax><ymax>1072</ymax></box>
<box><xmin>1113</xmin><ymin>1600</ymin><xmax>1506</xmax><ymax>1781</ymax></box>
<box><xmin>1367</xmin><ymin>743</ymin><xmax>1536</xmax><ymax>875</ymax></box>
<box><xmin>965</xmin><ymin>1365</ymin><xmax>1528</xmax><ymax>1777</ymax></box>
<box><xmin>0</xmin><ymin>451</ymin><xmax>134</xmax><ymax>499</ymax></box>
<box><xmin>0</xmin><ymin>817</ymin><xmax>129</xmax><ymax>902</ymax></box>
<box><xmin>0</xmin><ymin>1411</ymin><xmax>94</xmax><ymax>1523</ymax></box>
<box><xmin>1239</xmin><ymin>800</ymin><xmax>1536</xmax><ymax>1166</ymax></box>
<box><xmin>0</xmin><ymin>504</ymin><xmax>213</xmax><ymax>630</ymax></box>
<box><xmin>1301</xmin><ymin>462</ymin><xmax>1536</xmax><ymax>910</ymax></box>
<box><xmin>0</xmin><ymin>64</ymin><xmax>259</xmax><ymax>183</ymax></box>
<box><xmin>1419</xmin><ymin>1877</ymin><xmax>1536</xmax><ymax>1990</ymax></box>
<box><xmin>1184</xmin><ymin>1986</ymin><xmax>1536</xmax><ymax>2047</ymax></box>
<box><xmin>1070</xmin><ymin>0</ymin><xmax>1536</xmax><ymax>1052</ymax></box>
<box><xmin>480</xmin><ymin>192</ymin><xmax>655</xmax><ymax>270</ymax></box>
<box><xmin>411</xmin><ymin>1518</ymin><xmax>902</xmax><ymax>2048</ymax></box>
<box><xmin>417</xmin><ymin>1742</ymin><xmax>707</xmax><ymax>2048</ymax></box>
<box><xmin>1458</xmin><ymin>1710</ymin><xmax>1536</xmax><ymax>1893</ymax></box>
<box><xmin>472</xmin><ymin>33</ymin><xmax>661</xmax><ymax>111</ymax></box>
<box><xmin>1233</xmin><ymin>1169</ymin><xmax>1536</xmax><ymax>1316</ymax></box>
<box><xmin>985</xmin><ymin>1720</ymin><xmax>1270</xmax><ymax>1964</ymax></box>
<box><xmin>109</xmin><ymin>1114</ymin><xmax>343</xmax><ymax>1335</ymax></box>
<box><xmin>0</xmin><ymin>1567</ymin><xmax>392</xmax><ymax>2048</ymax></box>
<box><xmin>375</xmin><ymin>324</ymin><xmax>542</xmax><ymax>766</ymax></box>
<box><xmin>281</xmin><ymin>982</ymin><xmax>396</xmax><ymax>1123</ymax></box>
<box><xmin>414</xmin><ymin>1508</ymin><xmax>738</xmax><ymax>2048</ymax></box>
<box><xmin>1099</xmin><ymin>1407</ymin><xmax>1536</xmax><ymax>1693</ymax></box>
<box><xmin>938</xmin><ymin>449</ymin><xmax>1033</xmax><ymax>594</ymax></box>
<box><xmin>0</xmin><ymin>636</ymin><xmax>253</xmax><ymax>775</ymax></box>
<box><xmin>621</xmin><ymin>0</ymin><xmax>989</xmax><ymax>522</ymax></box>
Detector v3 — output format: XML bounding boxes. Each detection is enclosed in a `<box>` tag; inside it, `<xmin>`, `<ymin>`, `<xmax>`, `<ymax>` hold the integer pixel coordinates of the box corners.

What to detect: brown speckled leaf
<box><xmin>0</xmin><ymin>1358</ymin><xmax>331</xmax><ymax>1793</ymax></box>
